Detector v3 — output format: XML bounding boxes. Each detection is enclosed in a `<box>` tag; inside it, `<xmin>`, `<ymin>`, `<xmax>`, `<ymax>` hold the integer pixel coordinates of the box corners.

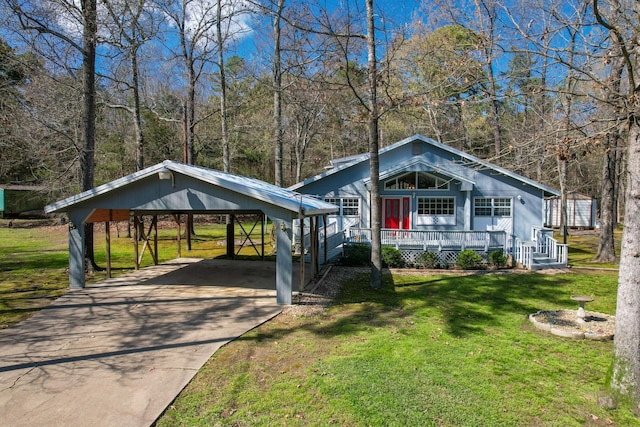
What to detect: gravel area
<box><xmin>283</xmin><ymin>266</ymin><xmax>369</xmax><ymax>317</ymax></box>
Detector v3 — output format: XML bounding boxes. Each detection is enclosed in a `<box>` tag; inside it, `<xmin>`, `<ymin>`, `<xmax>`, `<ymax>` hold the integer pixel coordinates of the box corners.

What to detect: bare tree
<box><xmin>593</xmin><ymin>44</ymin><xmax>624</xmax><ymax>263</ymax></box>
<box><xmin>272</xmin><ymin>0</ymin><xmax>285</xmax><ymax>186</ymax></box>
<box><xmin>426</xmin><ymin>0</ymin><xmax>505</xmax><ymax>160</ymax></box>
<box><xmin>593</xmin><ymin>0</ymin><xmax>640</xmax><ymax>405</ymax></box>
<box><xmin>101</xmin><ymin>0</ymin><xmax>161</xmax><ymax>171</ymax></box>
<box><xmin>157</xmin><ymin>0</ymin><xmax>221</xmax><ymax>165</ymax></box>
<box><xmin>365</xmin><ymin>0</ymin><xmax>382</xmax><ymax>288</ymax></box>
<box><xmin>216</xmin><ymin>0</ymin><xmax>230</xmax><ymax>173</ymax></box>
<box><xmin>5</xmin><ymin>0</ymin><xmax>99</xmax><ymax>267</ymax></box>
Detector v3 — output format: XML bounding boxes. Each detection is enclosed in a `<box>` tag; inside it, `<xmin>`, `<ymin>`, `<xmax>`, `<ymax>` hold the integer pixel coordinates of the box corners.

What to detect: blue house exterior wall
<box><xmin>292</xmin><ymin>135</ymin><xmax>558</xmax><ymax>243</ymax></box>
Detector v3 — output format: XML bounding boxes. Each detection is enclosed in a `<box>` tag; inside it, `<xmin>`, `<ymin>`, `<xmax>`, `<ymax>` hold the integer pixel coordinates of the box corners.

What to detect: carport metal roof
<box><xmin>45</xmin><ymin>160</ymin><xmax>337</xmax><ymax>219</ymax></box>
<box><xmin>45</xmin><ymin>161</ymin><xmax>338</xmax><ymax>305</ymax></box>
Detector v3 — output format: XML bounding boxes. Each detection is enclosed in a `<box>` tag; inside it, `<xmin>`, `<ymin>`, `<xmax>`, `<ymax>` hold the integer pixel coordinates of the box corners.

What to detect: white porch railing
<box><xmin>515</xmin><ymin>226</ymin><xmax>568</xmax><ymax>269</ymax></box>
<box><xmin>347</xmin><ymin>228</ymin><xmax>508</xmax><ymax>252</ymax></box>
<box><xmin>514</xmin><ymin>239</ymin><xmax>535</xmax><ymax>269</ymax></box>
<box><xmin>294</xmin><ymin>219</ymin><xmax>339</xmax><ymax>254</ymax></box>
<box><xmin>532</xmin><ymin>226</ymin><xmax>568</xmax><ymax>265</ymax></box>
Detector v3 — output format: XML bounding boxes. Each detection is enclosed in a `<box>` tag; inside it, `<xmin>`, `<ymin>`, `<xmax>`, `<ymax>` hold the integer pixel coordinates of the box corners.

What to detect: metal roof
<box><xmin>45</xmin><ymin>160</ymin><xmax>338</xmax><ymax>217</ymax></box>
<box><xmin>290</xmin><ymin>134</ymin><xmax>560</xmax><ymax>196</ymax></box>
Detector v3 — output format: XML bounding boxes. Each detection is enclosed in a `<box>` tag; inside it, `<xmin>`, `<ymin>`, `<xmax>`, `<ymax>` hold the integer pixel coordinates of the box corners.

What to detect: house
<box><xmin>544</xmin><ymin>191</ymin><xmax>597</xmax><ymax>229</ymax></box>
<box><xmin>290</xmin><ymin>134</ymin><xmax>568</xmax><ymax>270</ymax></box>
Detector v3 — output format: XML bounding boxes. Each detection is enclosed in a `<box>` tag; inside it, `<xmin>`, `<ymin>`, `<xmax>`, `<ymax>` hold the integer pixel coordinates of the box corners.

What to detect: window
<box><xmin>384</xmin><ymin>172</ymin><xmax>449</xmax><ymax>191</ymax></box>
<box><xmin>474</xmin><ymin>198</ymin><xmax>493</xmax><ymax>216</ymax></box>
<box><xmin>474</xmin><ymin>198</ymin><xmax>512</xmax><ymax>217</ymax></box>
<box><xmin>418</xmin><ymin>197</ymin><xmax>455</xmax><ymax>216</ymax></box>
<box><xmin>417</xmin><ymin>172</ymin><xmax>448</xmax><ymax>190</ymax></box>
<box><xmin>325</xmin><ymin>197</ymin><xmax>359</xmax><ymax>217</ymax></box>
<box><xmin>342</xmin><ymin>198</ymin><xmax>359</xmax><ymax>216</ymax></box>
<box><xmin>398</xmin><ymin>173</ymin><xmax>415</xmax><ymax>189</ymax></box>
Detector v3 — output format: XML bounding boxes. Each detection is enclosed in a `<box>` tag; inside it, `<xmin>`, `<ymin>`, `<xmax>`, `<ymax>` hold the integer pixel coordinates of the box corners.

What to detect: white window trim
<box><xmin>325</xmin><ymin>197</ymin><xmax>360</xmax><ymax>217</ymax></box>
<box><xmin>416</xmin><ymin>196</ymin><xmax>456</xmax><ymax>225</ymax></box>
<box><xmin>473</xmin><ymin>197</ymin><xmax>513</xmax><ymax>217</ymax></box>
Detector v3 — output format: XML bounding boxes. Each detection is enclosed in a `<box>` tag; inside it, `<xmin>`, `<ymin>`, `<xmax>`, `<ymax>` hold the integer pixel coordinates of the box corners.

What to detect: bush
<box><xmin>415</xmin><ymin>251</ymin><xmax>439</xmax><ymax>269</ymax></box>
<box><xmin>342</xmin><ymin>243</ymin><xmax>371</xmax><ymax>266</ymax></box>
<box><xmin>457</xmin><ymin>249</ymin><xmax>483</xmax><ymax>270</ymax></box>
<box><xmin>381</xmin><ymin>246</ymin><xmax>405</xmax><ymax>268</ymax></box>
<box><xmin>488</xmin><ymin>250</ymin><xmax>508</xmax><ymax>268</ymax></box>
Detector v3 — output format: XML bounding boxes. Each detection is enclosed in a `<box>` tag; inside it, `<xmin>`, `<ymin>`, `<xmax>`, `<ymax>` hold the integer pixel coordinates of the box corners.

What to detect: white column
<box><xmin>464</xmin><ymin>191</ymin><xmax>472</xmax><ymax>231</ymax></box>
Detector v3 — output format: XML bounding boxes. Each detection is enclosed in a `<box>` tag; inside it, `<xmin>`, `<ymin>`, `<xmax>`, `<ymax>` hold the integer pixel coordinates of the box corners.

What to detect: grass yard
<box><xmin>156</xmin><ymin>269</ymin><xmax>636</xmax><ymax>426</ymax></box>
<box><xmin>562</xmin><ymin>228</ymin><xmax>622</xmax><ymax>270</ymax></box>
<box><xmin>0</xmin><ymin>219</ymin><xmax>635</xmax><ymax>425</ymax></box>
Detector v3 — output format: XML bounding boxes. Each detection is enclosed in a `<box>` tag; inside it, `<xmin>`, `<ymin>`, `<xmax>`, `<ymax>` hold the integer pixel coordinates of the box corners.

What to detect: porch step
<box><xmin>531</xmin><ymin>253</ymin><xmax>566</xmax><ymax>271</ymax></box>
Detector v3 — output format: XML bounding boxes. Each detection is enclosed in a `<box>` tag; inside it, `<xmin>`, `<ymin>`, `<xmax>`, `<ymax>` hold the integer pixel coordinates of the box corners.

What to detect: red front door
<box><xmin>383</xmin><ymin>198</ymin><xmax>411</xmax><ymax>229</ymax></box>
<box><xmin>384</xmin><ymin>199</ymin><xmax>400</xmax><ymax>229</ymax></box>
<box><xmin>402</xmin><ymin>197</ymin><xmax>410</xmax><ymax>229</ymax></box>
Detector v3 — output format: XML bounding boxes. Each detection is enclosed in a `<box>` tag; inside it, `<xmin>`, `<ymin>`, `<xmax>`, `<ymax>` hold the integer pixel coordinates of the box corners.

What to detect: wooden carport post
<box><xmin>310</xmin><ymin>216</ymin><xmax>317</xmax><ymax>277</ymax></box>
<box><xmin>105</xmin><ymin>221</ymin><xmax>111</xmax><ymax>278</ymax></box>
<box><xmin>173</xmin><ymin>214</ymin><xmax>182</xmax><ymax>258</ymax></box>
<box><xmin>226</xmin><ymin>213</ymin><xmax>235</xmax><ymax>259</ymax></box>
<box><xmin>133</xmin><ymin>216</ymin><xmax>140</xmax><ymax>270</ymax></box>
<box><xmin>261</xmin><ymin>213</ymin><xmax>265</xmax><ymax>261</ymax></box>
<box><xmin>153</xmin><ymin>215</ymin><xmax>158</xmax><ymax>264</ymax></box>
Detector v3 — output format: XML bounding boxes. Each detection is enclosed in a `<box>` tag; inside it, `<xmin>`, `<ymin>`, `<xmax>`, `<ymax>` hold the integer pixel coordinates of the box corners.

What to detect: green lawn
<box><xmin>562</xmin><ymin>229</ymin><xmax>622</xmax><ymax>269</ymax></box>
<box><xmin>156</xmin><ymin>269</ymin><xmax>634</xmax><ymax>426</ymax></box>
<box><xmin>1</xmin><ymin>220</ymin><xmax>633</xmax><ymax>425</ymax></box>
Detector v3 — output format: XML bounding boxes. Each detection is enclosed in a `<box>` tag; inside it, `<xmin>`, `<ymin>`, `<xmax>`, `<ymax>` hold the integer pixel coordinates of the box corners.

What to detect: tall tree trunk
<box><xmin>558</xmin><ymin>36</ymin><xmax>578</xmax><ymax>238</ymax></box>
<box><xmin>187</xmin><ymin>75</ymin><xmax>196</xmax><ymax>165</ymax></box>
<box><xmin>592</xmin><ymin>0</ymin><xmax>640</xmax><ymax>406</ymax></box>
<box><xmin>611</xmin><ymin>115</ymin><xmax>640</xmax><ymax>403</ymax></box>
<box><xmin>366</xmin><ymin>0</ymin><xmax>381</xmax><ymax>289</ymax></box>
<box><xmin>217</xmin><ymin>0</ymin><xmax>229</xmax><ymax>173</ymax></box>
<box><xmin>535</xmin><ymin>53</ymin><xmax>548</xmax><ymax>183</ymax></box>
<box><xmin>82</xmin><ymin>0</ymin><xmax>97</xmax><ymax>268</ymax></box>
<box><xmin>273</xmin><ymin>0</ymin><xmax>285</xmax><ymax>186</ymax></box>
<box><xmin>557</xmin><ymin>155</ymin><xmax>568</xmax><ymax>236</ymax></box>
<box><xmin>594</xmin><ymin>137</ymin><xmax>619</xmax><ymax>262</ymax></box>
<box><xmin>131</xmin><ymin>51</ymin><xmax>144</xmax><ymax>171</ymax></box>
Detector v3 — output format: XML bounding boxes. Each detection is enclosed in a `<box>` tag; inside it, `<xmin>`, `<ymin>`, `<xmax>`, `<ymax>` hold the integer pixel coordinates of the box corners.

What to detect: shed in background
<box><xmin>0</xmin><ymin>185</ymin><xmax>47</xmax><ymax>218</ymax></box>
<box><xmin>544</xmin><ymin>191</ymin><xmax>597</xmax><ymax>229</ymax></box>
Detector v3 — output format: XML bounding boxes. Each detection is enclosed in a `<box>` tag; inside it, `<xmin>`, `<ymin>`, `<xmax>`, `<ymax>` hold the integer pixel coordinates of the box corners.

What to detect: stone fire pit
<box><xmin>529</xmin><ymin>297</ymin><xmax>615</xmax><ymax>340</ymax></box>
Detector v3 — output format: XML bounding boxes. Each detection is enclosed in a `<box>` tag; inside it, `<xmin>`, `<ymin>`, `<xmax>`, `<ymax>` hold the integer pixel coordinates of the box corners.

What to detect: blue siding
<box><xmin>293</xmin><ymin>135</ymin><xmax>555</xmax><ymax>242</ymax></box>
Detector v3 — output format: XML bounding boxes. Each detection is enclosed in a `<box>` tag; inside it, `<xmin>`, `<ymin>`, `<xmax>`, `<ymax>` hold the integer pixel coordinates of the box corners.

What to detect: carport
<box><xmin>44</xmin><ymin>160</ymin><xmax>338</xmax><ymax>304</ymax></box>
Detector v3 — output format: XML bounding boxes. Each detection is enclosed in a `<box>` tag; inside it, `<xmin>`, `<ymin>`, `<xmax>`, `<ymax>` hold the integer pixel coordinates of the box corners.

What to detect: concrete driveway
<box><xmin>0</xmin><ymin>258</ymin><xmax>299</xmax><ymax>427</ymax></box>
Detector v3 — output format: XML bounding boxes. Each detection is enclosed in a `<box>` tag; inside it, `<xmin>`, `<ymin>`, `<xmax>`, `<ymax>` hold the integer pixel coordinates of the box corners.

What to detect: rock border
<box><xmin>529</xmin><ymin>309</ymin><xmax>614</xmax><ymax>341</ymax></box>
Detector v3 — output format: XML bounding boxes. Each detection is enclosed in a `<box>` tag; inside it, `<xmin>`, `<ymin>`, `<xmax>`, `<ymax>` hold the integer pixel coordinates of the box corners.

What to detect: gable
<box><xmin>290</xmin><ymin>134</ymin><xmax>559</xmax><ymax>197</ymax></box>
<box><xmin>46</xmin><ymin>161</ymin><xmax>338</xmax><ymax>221</ymax></box>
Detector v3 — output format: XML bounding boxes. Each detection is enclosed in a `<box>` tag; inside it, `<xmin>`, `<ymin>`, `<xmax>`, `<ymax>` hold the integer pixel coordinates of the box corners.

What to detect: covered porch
<box><xmin>344</xmin><ymin>227</ymin><xmax>567</xmax><ymax>269</ymax></box>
